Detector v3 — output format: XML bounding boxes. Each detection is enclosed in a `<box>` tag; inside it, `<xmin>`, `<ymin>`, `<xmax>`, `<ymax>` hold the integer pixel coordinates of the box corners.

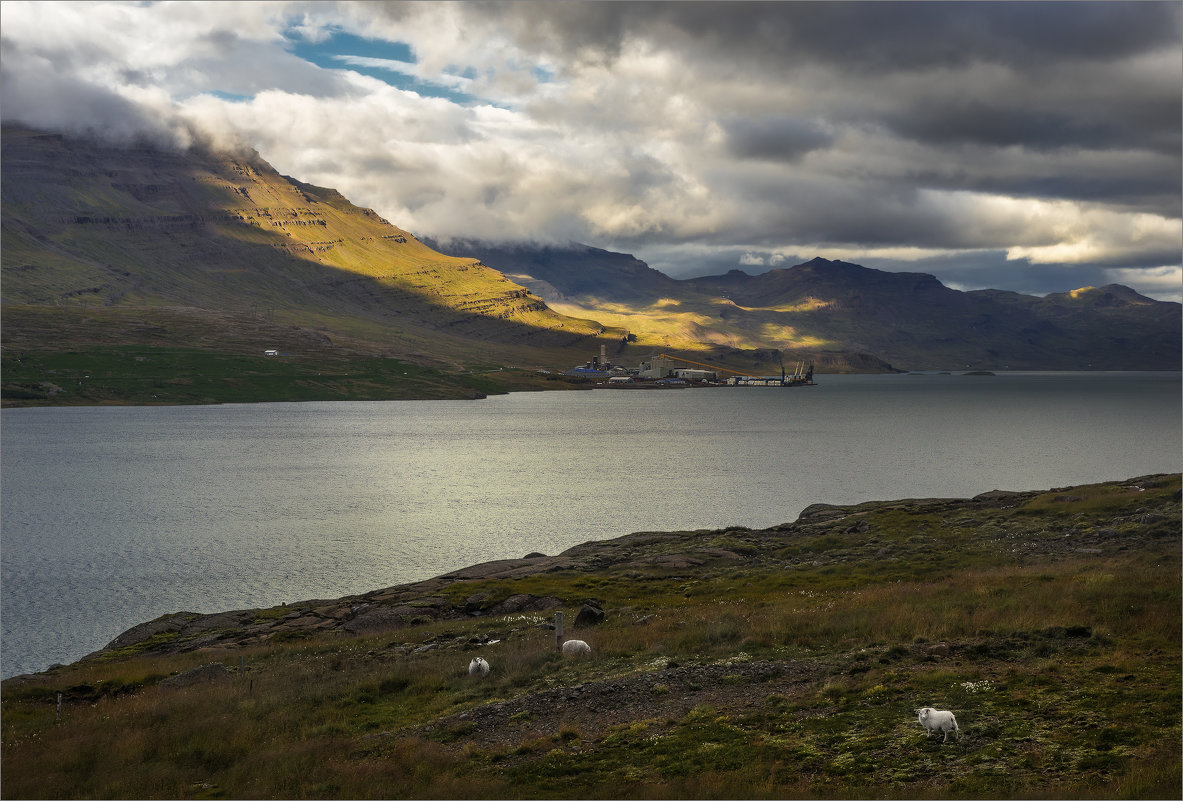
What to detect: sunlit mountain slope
<box><xmin>442</xmin><ymin>243</ymin><xmax>1181</xmax><ymax>370</ymax></box>
<box><xmin>0</xmin><ymin>126</ymin><xmax>614</xmax><ymax>367</ymax></box>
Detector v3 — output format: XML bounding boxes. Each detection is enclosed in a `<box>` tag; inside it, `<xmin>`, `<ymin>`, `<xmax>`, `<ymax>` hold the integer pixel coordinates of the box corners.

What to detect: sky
<box><xmin>1</xmin><ymin>1</ymin><xmax>1180</xmax><ymax>301</ymax></box>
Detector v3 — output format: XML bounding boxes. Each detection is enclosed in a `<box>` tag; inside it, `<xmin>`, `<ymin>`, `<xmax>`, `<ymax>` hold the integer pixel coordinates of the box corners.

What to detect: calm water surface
<box><xmin>2</xmin><ymin>372</ymin><xmax>1180</xmax><ymax>677</ymax></box>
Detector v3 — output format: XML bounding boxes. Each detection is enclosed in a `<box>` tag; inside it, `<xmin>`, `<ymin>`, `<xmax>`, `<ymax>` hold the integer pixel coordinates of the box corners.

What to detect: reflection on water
<box><xmin>2</xmin><ymin>372</ymin><xmax>1179</xmax><ymax>677</ymax></box>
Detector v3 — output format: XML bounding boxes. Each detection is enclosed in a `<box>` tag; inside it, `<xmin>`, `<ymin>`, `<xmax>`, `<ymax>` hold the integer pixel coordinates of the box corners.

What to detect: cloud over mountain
<box><xmin>1</xmin><ymin>1</ymin><xmax>1179</xmax><ymax>300</ymax></box>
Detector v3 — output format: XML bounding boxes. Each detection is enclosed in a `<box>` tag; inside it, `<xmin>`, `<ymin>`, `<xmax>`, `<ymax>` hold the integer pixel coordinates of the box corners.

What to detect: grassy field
<box><xmin>1</xmin><ymin>475</ymin><xmax>1179</xmax><ymax>799</ymax></box>
<box><xmin>0</xmin><ymin>304</ymin><xmax>839</xmax><ymax>408</ymax></box>
<box><xmin>0</xmin><ymin>346</ymin><xmax>590</xmax><ymax>406</ymax></box>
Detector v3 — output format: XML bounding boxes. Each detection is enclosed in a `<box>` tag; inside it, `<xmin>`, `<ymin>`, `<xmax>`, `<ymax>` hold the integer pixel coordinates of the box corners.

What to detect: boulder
<box><xmin>574</xmin><ymin>604</ymin><xmax>605</xmax><ymax>628</ymax></box>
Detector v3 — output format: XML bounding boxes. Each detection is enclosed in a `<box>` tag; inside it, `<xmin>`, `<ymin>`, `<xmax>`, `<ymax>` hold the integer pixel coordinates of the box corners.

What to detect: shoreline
<box><xmin>5</xmin><ymin>367</ymin><xmax>1180</xmax><ymax>409</ymax></box>
<box><xmin>3</xmin><ymin>472</ymin><xmax>1179</xmax><ymax>799</ymax></box>
<box><xmin>6</xmin><ymin>471</ymin><xmax>1177</xmax><ymax>683</ymax></box>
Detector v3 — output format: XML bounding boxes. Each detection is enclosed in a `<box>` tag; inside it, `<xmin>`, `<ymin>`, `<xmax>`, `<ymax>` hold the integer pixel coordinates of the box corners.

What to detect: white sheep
<box><xmin>468</xmin><ymin>656</ymin><xmax>490</xmax><ymax>677</ymax></box>
<box><xmin>915</xmin><ymin>707</ymin><xmax>959</xmax><ymax>742</ymax></box>
<box><xmin>560</xmin><ymin>639</ymin><xmax>591</xmax><ymax>657</ymax></box>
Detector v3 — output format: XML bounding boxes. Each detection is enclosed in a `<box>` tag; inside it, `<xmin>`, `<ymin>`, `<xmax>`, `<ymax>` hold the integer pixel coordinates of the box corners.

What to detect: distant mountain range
<box><xmin>432</xmin><ymin>240</ymin><xmax>1181</xmax><ymax>371</ymax></box>
<box><xmin>3</xmin><ymin>125</ymin><xmax>1178</xmax><ymax>378</ymax></box>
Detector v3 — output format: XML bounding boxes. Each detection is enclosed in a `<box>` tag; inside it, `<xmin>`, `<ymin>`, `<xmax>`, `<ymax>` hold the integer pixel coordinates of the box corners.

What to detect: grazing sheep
<box><xmin>468</xmin><ymin>656</ymin><xmax>490</xmax><ymax>677</ymax></box>
<box><xmin>560</xmin><ymin>639</ymin><xmax>591</xmax><ymax>656</ymax></box>
<box><xmin>915</xmin><ymin>707</ymin><xmax>959</xmax><ymax>742</ymax></box>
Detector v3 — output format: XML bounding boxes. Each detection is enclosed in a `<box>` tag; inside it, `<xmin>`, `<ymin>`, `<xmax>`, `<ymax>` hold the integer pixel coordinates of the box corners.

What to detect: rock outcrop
<box><xmin>71</xmin><ymin>473</ymin><xmax>1179</xmax><ymax>667</ymax></box>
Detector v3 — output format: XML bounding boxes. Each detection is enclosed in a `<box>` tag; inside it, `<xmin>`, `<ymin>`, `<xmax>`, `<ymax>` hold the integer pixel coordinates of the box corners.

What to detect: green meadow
<box><xmin>1</xmin><ymin>346</ymin><xmax>579</xmax><ymax>405</ymax></box>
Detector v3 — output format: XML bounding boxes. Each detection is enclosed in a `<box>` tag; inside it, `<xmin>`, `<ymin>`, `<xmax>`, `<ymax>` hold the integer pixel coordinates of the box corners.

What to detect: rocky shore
<box><xmin>53</xmin><ymin>472</ymin><xmax>1180</xmax><ymax>671</ymax></box>
<box><xmin>3</xmin><ymin>473</ymin><xmax>1179</xmax><ymax>800</ymax></box>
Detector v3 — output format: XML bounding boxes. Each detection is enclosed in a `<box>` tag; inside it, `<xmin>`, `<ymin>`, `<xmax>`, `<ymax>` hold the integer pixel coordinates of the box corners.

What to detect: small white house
<box><xmin>263</xmin><ymin>349</ymin><xmax>279</xmax><ymax>357</ymax></box>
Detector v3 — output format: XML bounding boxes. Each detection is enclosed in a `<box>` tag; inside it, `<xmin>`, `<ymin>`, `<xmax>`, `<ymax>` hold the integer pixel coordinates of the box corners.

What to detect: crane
<box><xmin>655</xmin><ymin>352</ymin><xmax>814</xmax><ymax>384</ymax></box>
<box><xmin>655</xmin><ymin>353</ymin><xmax>753</xmax><ymax>377</ymax></box>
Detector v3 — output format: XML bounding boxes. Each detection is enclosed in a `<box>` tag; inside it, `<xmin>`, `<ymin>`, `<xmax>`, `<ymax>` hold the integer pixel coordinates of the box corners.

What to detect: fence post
<box><xmin>555</xmin><ymin>611</ymin><xmax>564</xmax><ymax>650</ymax></box>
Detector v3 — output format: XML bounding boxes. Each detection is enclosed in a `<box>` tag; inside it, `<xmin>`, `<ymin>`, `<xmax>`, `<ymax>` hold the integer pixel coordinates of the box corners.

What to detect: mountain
<box><xmin>5</xmin><ymin>125</ymin><xmax>1173</xmax><ymax>393</ymax></box>
<box><xmin>0</xmin><ymin>125</ymin><xmax>616</xmax><ymax>371</ymax></box>
<box><xmin>422</xmin><ymin>238</ymin><xmax>682</xmax><ymax>304</ymax></box>
<box><xmin>687</xmin><ymin>257</ymin><xmax>1181</xmax><ymax>369</ymax></box>
<box><xmin>1</xmin><ymin>126</ymin><xmax>897</xmax><ymax>399</ymax></box>
<box><xmin>440</xmin><ymin>244</ymin><xmax>1181</xmax><ymax>370</ymax></box>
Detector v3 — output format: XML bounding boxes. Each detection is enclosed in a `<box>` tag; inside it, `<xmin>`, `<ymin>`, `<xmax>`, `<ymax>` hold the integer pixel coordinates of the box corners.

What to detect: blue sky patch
<box><xmin>205</xmin><ymin>89</ymin><xmax>253</xmax><ymax>103</ymax></box>
<box><xmin>285</xmin><ymin>28</ymin><xmax>474</xmax><ymax>104</ymax></box>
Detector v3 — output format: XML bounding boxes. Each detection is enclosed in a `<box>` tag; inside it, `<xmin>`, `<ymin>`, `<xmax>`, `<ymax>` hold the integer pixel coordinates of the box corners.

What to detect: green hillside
<box><xmin>7</xmin><ymin>125</ymin><xmax>1169</xmax><ymax>407</ymax></box>
<box><xmin>2</xmin><ymin>127</ymin><xmax>898</xmax><ymax>405</ymax></box>
<box><xmin>2</xmin><ymin>474</ymin><xmax>1178</xmax><ymax>798</ymax></box>
<box><xmin>0</xmin><ymin>126</ymin><xmax>627</xmax><ymax>394</ymax></box>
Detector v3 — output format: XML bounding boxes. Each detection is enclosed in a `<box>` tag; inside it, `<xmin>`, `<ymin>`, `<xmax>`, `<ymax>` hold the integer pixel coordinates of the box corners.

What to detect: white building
<box><xmin>674</xmin><ymin>368</ymin><xmax>716</xmax><ymax>382</ymax></box>
<box><xmin>637</xmin><ymin>355</ymin><xmax>675</xmax><ymax>379</ymax></box>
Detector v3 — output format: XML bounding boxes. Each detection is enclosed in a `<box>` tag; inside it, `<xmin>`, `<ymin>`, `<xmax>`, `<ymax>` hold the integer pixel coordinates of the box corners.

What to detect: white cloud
<box><xmin>1000</xmin><ymin>202</ymin><xmax>1182</xmax><ymax>267</ymax></box>
<box><xmin>1105</xmin><ymin>266</ymin><xmax>1183</xmax><ymax>303</ymax></box>
<box><xmin>331</xmin><ymin>54</ymin><xmax>474</xmax><ymax>93</ymax></box>
<box><xmin>0</xmin><ymin>0</ymin><xmax>1179</xmax><ymax>300</ymax></box>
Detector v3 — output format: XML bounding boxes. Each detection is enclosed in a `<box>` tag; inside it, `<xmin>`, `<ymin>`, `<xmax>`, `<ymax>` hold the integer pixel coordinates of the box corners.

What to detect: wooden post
<box><xmin>555</xmin><ymin>611</ymin><xmax>564</xmax><ymax>650</ymax></box>
<box><xmin>56</xmin><ymin>692</ymin><xmax>62</xmax><ymax>724</ymax></box>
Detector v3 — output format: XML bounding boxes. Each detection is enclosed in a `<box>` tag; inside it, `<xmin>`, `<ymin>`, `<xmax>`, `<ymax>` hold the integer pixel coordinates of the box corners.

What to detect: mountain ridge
<box><xmin>2</xmin><ymin>126</ymin><xmax>897</xmax><ymax>396</ymax></box>
<box><xmin>437</xmin><ymin>242</ymin><xmax>1180</xmax><ymax>370</ymax></box>
<box><xmin>3</xmin><ymin>125</ymin><xmax>1177</xmax><ymax>386</ymax></box>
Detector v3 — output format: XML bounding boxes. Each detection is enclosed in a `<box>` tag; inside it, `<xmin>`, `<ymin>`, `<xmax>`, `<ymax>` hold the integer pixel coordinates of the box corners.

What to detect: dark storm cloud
<box><xmin>909</xmin><ymin>161</ymin><xmax>1182</xmax><ymax>218</ymax></box>
<box><xmin>881</xmin><ymin>97</ymin><xmax>1181</xmax><ymax>155</ymax></box>
<box><xmin>470</xmin><ymin>1</ymin><xmax>1181</xmax><ymax>155</ymax></box>
<box><xmin>722</xmin><ymin>116</ymin><xmax>834</xmax><ymax>163</ymax></box>
<box><xmin>266</xmin><ymin>1</ymin><xmax>1183</xmax><ymax>298</ymax></box>
<box><xmin>470</xmin><ymin>1</ymin><xmax>1181</xmax><ymax>74</ymax></box>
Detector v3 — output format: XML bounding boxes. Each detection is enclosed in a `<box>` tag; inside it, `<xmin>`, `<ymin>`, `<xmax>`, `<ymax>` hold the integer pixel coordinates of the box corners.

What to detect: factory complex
<box><xmin>562</xmin><ymin>346</ymin><xmax>815</xmax><ymax>388</ymax></box>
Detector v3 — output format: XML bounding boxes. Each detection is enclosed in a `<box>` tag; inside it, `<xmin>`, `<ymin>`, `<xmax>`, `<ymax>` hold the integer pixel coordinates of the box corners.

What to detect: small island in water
<box><xmin>3</xmin><ymin>474</ymin><xmax>1179</xmax><ymax>799</ymax></box>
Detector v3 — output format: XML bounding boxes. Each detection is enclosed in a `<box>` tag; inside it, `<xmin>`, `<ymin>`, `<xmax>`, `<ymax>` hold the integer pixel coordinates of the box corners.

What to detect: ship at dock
<box><xmin>562</xmin><ymin>346</ymin><xmax>814</xmax><ymax>389</ymax></box>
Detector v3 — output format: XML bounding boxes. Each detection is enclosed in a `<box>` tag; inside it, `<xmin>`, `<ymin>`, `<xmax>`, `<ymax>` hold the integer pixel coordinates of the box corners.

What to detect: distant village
<box><xmin>557</xmin><ymin>346</ymin><xmax>815</xmax><ymax>388</ymax></box>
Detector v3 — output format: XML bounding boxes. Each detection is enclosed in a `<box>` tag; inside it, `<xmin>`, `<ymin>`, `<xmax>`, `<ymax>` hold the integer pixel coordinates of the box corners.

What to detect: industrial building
<box><xmin>563</xmin><ymin>344</ymin><xmax>626</xmax><ymax>379</ymax></box>
<box><xmin>568</xmin><ymin>348</ymin><xmax>815</xmax><ymax>388</ymax></box>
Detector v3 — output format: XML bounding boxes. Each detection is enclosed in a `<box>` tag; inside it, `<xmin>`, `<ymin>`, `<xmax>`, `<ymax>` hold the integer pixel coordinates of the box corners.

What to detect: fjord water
<box><xmin>2</xmin><ymin>372</ymin><xmax>1180</xmax><ymax>678</ymax></box>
